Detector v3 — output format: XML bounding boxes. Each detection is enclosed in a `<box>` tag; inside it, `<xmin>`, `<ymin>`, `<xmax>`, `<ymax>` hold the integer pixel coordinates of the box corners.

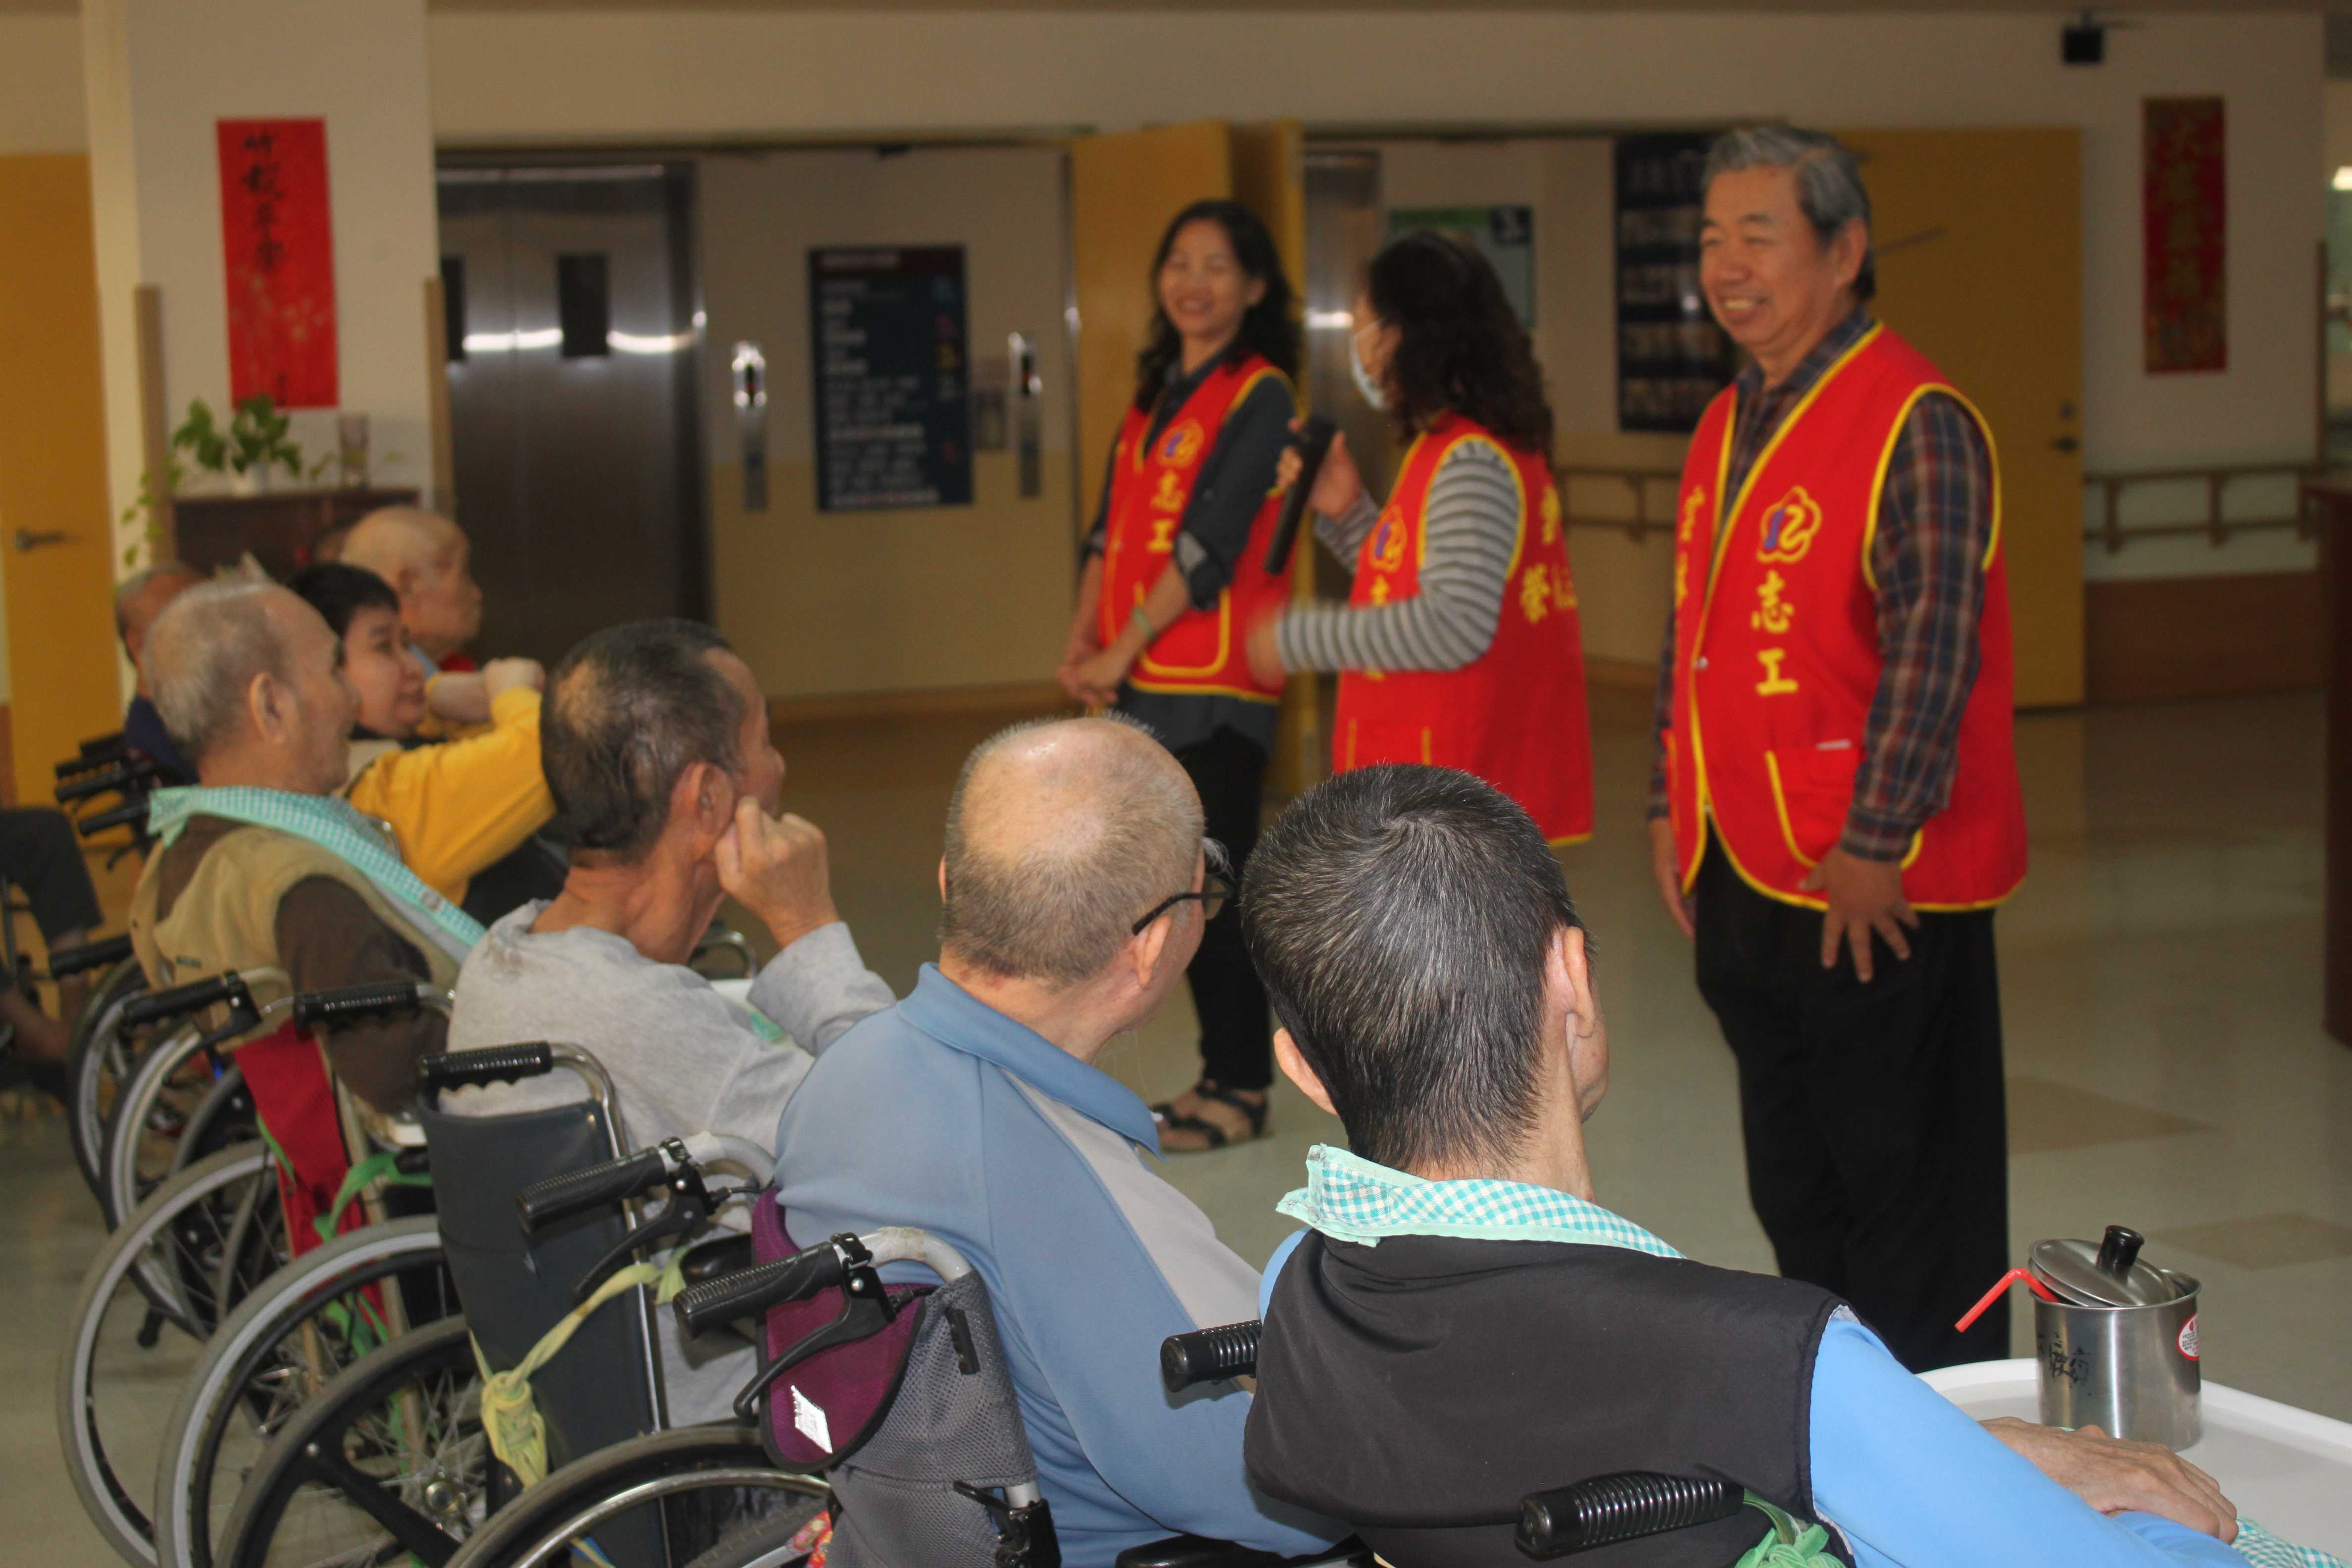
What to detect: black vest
<box><xmin>1245</xmin><ymin>1232</ymin><xmax>1851</xmax><ymax>1567</ymax></box>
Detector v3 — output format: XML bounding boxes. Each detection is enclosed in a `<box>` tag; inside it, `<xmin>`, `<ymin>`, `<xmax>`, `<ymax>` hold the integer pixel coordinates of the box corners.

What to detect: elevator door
<box><xmin>437</xmin><ymin>165</ymin><xmax>706</xmax><ymax>664</ymax></box>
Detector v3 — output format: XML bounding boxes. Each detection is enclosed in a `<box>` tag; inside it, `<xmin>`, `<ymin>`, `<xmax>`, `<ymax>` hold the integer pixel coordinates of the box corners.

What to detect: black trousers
<box><xmin>1693</xmin><ymin>843</ymin><xmax>2010</xmax><ymax>1372</ymax></box>
<box><xmin>1172</xmin><ymin>728</ymin><xmax>1273</xmax><ymax>1090</ymax></box>
<box><xmin>0</xmin><ymin>807</ymin><xmax>103</xmax><ymax>944</ymax></box>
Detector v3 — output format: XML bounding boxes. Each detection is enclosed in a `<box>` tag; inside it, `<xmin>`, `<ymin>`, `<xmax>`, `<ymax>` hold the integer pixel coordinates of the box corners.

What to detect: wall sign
<box><xmin>1388</xmin><ymin>205</ymin><xmax>1536</xmax><ymax>328</ymax></box>
<box><xmin>1614</xmin><ymin>133</ymin><xmax>1734</xmax><ymax>434</ymax></box>
<box><xmin>809</xmin><ymin>245</ymin><xmax>972</xmax><ymax>510</ymax></box>
<box><xmin>217</xmin><ymin>118</ymin><xmax>339</xmax><ymax>408</ymax></box>
<box><xmin>2144</xmin><ymin>97</ymin><xmax>2227</xmax><ymax>375</ymax></box>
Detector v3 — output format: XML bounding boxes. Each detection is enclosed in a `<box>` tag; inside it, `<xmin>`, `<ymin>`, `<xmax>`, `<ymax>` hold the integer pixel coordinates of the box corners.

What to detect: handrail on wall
<box><xmin>2084</xmin><ymin>462</ymin><xmax>2318</xmax><ymax>554</ymax></box>
<box><xmin>1546</xmin><ymin>459</ymin><xmax>2321</xmax><ymax>555</ymax></box>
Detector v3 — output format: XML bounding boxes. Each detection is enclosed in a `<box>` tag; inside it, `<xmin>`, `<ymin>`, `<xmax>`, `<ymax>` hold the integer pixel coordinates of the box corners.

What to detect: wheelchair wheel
<box><xmin>100</xmin><ymin>1024</ymin><xmax>224</xmax><ymax>1228</ymax></box>
<box><xmin>215</xmin><ymin>1315</ymin><xmax>490</xmax><ymax>1568</ymax></box>
<box><xmin>66</xmin><ymin>959</ymin><xmax>149</xmax><ymax>1198</ymax></box>
<box><xmin>58</xmin><ymin>1141</ymin><xmax>290</xmax><ymax>1567</ymax></box>
<box><xmin>151</xmin><ymin>1216</ymin><xmax>459</xmax><ymax>1568</ymax></box>
<box><xmin>442</xmin><ymin>1424</ymin><xmax>827</xmax><ymax>1568</ymax></box>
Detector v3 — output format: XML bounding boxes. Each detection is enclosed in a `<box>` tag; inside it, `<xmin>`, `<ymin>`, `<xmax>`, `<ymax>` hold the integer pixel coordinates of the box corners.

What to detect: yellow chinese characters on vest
<box><xmin>1751</xmin><ymin>486</ymin><xmax>1821</xmax><ymax>697</ymax></box>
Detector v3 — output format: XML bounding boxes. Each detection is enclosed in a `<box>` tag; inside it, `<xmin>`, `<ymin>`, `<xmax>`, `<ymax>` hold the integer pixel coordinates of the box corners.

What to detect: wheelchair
<box><xmin>60</xmin><ymin>980</ymin><xmax>452</xmax><ymax>1568</ymax></box>
<box><xmin>202</xmin><ymin>1039</ymin><xmax>786</xmax><ymax>1568</ymax></box>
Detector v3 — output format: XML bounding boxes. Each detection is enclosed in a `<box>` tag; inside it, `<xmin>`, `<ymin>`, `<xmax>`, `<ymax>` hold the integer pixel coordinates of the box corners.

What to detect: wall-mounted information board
<box><xmin>809</xmin><ymin>245</ymin><xmax>972</xmax><ymax>510</ymax></box>
<box><xmin>1614</xmin><ymin>134</ymin><xmax>1737</xmax><ymax>434</ymax></box>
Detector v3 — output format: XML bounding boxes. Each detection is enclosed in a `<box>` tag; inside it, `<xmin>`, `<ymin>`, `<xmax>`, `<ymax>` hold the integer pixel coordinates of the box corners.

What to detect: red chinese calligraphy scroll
<box><xmin>2143</xmin><ymin>97</ymin><xmax>2226</xmax><ymax>375</ymax></box>
<box><xmin>217</xmin><ymin>118</ymin><xmax>338</xmax><ymax>407</ymax></box>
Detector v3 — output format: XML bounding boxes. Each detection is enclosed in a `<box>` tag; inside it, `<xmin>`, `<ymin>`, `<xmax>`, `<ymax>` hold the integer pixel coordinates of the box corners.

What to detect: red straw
<box><xmin>1954</xmin><ymin>1266</ymin><xmax>2059</xmax><ymax>1333</ymax></box>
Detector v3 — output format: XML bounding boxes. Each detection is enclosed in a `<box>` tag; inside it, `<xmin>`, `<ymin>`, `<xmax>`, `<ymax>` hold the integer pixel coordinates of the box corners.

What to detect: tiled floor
<box><xmin>7</xmin><ymin>689</ymin><xmax>2348</xmax><ymax>1566</ymax></box>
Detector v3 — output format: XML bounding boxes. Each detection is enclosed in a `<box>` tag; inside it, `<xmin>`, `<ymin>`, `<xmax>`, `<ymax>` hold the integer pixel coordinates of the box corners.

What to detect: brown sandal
<box><xmin>1151</xmin><ymin>1079</ymin><xmax>1269</xmax><ymax>1152</ymax></box>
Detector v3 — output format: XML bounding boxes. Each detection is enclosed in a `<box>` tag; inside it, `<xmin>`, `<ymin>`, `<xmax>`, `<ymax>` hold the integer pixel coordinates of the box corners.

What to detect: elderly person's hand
<box><xmin>1064</xmin><ymin>646</ymin><xmax>1131</xmax><ymax>708</ymax></box>
<box><xmin>715</xmin><ymin>796</ymin><xmax>840</xmax><ymax>953</ymax></box>
<box><xmin>482</xmin><ymin>657</ymin><xmax>545</xmax><ymax>702</ymax></box>
<box><xmin>1800</xmin><ymin>846</ymin><xmax>1917</xmax><ymax>983</ymax></box>
<box><xmin>1980</xmin><ymin>1418</ymin><xmax>2237</xmax><ymax>1543</ymax></box>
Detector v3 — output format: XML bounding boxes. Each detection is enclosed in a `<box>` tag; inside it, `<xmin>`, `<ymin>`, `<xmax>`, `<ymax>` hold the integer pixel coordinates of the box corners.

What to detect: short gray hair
<box><xmin>143</xmin><ymin>580</ymin><xmax>289</xmax><ymax>765</ymax></box>
<box><xmin>1704</xmin><ymin>125</ymin><xmax>1875</xmax><ymax>302</ymax></box>
<box><xmin>940</xmin><ymin>715</ymin><xmax>1203</xmax><ymax>987</ymax></box>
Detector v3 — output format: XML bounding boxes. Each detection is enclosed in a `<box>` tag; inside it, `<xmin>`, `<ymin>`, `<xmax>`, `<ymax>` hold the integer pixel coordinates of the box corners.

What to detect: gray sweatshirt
<box><xmin>444</xmin><ymin>901</ymin><xmax>894</xmax><ymax>1421</ymax></box>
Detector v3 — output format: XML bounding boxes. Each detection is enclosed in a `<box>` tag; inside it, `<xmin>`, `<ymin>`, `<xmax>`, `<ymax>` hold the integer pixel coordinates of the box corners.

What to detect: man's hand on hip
<box><xmin>715</xmin><ymin>796</ymin><xmax>840</xmax><ymax>953</ymax></box>
<box><xmin>1980</xmin><ymin>1418</ymin><xmax>2237</xmax><ymax>1543</ymax></box>
<box><xmin>1800</xmin><ymin>847</ymin><xmax>1917</xmax><ymax>982</ymax></box>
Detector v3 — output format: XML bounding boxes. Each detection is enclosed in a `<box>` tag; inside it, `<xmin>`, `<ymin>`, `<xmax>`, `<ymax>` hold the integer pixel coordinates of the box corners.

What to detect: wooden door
<box><xmin>0</xmin><ymin>156</ymin><xmax>125</xmax><ymax>804</ymax></box>
<box><xmin>1835</xmin><ymin>128</ymin><xmax>2085</xmax><ymax>708</ymax></box>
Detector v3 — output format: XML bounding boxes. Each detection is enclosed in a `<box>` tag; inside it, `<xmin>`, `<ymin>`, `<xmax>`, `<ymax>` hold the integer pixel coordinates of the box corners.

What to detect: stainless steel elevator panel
<box><xmin>437</xmin><ymin>165</ymin><xmax>706</xmax><ymax>663</ymax></box>
<box><xmin>1303</xmin><ymin>149</ymin><xmax>1391</xmax><ymax>597</ymax></box>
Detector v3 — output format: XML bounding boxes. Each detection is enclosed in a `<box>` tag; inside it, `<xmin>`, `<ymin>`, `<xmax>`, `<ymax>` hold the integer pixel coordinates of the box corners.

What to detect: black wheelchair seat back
<box><xmin>751</xmin><ymin>1205</ymin><xmax>1049</xmax><ymax>1568</ymax></box>
<box><xmin>415</xmin><ymin>1047</ymin><xmax>663</xmax><ymax>1472</ymax></box>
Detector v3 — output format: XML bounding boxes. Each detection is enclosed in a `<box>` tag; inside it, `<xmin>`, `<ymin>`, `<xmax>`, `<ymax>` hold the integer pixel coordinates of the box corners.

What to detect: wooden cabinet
<box><xmin>170</xmin><ymin>487</ymin><xmax>418</xmax><ymax>580</ymax></box>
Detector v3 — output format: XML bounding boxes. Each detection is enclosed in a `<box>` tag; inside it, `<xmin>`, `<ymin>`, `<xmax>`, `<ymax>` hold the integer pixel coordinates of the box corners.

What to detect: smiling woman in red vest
<box><xmin>1057</xmin><ymin>199</ymin><xmax>1298</xmax><ymax>1151</ymax></box>
<box><xmin>1246</xmin><ymin>231</ymin><xmax>1593</xmax><ymax>847</ymax></box>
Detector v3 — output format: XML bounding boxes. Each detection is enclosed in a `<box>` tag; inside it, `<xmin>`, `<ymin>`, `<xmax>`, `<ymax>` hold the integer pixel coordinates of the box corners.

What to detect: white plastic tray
<box><xmin>1924</xmin><ymin>1360</ymin><xmax>2352</xmax><ymax>1555</ymax></box>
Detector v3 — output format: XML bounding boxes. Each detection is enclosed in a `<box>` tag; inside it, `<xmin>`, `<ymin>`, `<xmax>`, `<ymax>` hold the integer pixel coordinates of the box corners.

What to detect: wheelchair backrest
<box><xmin>755</xmin><ymin>1205</ymin><xmax>1047</xmax><ymax>1568</ymax></box>
<box><xmin>418</xmin><ymin>1084</ymin><xmax>662</xmax><ymax>1469</ymax></box>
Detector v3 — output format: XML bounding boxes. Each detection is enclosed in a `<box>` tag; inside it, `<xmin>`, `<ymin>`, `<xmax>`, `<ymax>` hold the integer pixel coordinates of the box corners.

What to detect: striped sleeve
<box><xmin>1277</xmin><ymin>440</ymin><xmax>1520</xmax><ymax>674</ymax></box>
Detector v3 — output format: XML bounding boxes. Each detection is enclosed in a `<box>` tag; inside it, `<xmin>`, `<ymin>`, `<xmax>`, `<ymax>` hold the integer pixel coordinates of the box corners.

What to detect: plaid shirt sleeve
<box><xmin>1843</xmin><ymin>391</ymin><xmax>1995</xmax><ymax>861</ymax></box>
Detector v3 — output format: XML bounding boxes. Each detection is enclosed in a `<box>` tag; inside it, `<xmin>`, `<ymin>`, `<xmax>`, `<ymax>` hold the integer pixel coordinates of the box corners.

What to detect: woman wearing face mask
<box><xmin>1252</xmin><ymin>230</ymin><xmax>1593</xmax><ymax>846</ymax></box>
<box><xmin>1057</xmin><ymin>198</ymin><xmax>1300</xmax><ymax>1152</ymax></box>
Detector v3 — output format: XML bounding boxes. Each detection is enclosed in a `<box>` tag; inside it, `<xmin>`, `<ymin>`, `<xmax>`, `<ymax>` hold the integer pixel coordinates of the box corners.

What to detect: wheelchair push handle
<box><xmin>122</xmin><ymin>971</ymin><xmax>248</xmax><ymax>1028</ymax></box>
<box><xmin>516</xmin><ymin>1146</ymin><xmax>671</xmax><ymax>1232</ymax></box>
<box><xmin>417</xmin><ymin>1042</ymin><xmax>555</xmax><ymax>1098</ymax></box>
<box><xmin>47</xmin><ymin>933</ymin><xmax>133</xmax><ymax>980</ymax></box>
<box><xmin>293</xmin><ymin>980</ymin><xmax>440</xmax><ymax>1028</ymax></box>
<box><xmin>1161</xmin><ymin>1320</ymin><xmax>1262</xmax><ymax>1393</ymax></box>
<box><xmin>1515</xmin><ymin>1471</ymin><xmax>1744</xmax><ymax>1560</ymax></box>
<box><xmin>673</xmin><ymin>1240</ymin><xmax>850</xmax><ymax>1338</ymax></box>
<box><xmin>77</xmin><ymin>800</ymin><xmax>149</xmax><ymax>838</ymax></box>
<box><xmin>54</xmin><ymin>759</ymin><xmax>159</xmax><ymax>804</ymax></box>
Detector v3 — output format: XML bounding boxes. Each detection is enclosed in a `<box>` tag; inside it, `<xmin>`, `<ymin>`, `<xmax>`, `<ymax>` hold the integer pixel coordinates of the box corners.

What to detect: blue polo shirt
<box><xmin>774</xmin><ymin>966</ymin><xmax>1339</xmax><ymax>1568</ymax></box>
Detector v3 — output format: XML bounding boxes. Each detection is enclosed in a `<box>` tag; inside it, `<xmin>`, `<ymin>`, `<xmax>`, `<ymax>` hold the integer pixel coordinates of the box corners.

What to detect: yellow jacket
<box><xmin>343</xmin><ymin>686</ymin><xmax>553</xmax><ymax>906</ymax></box>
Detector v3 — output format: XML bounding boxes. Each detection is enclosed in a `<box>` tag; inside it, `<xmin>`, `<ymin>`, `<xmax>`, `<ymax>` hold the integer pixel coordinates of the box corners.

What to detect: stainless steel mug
<box><xmin>2033</xmin><ymin>1268</ymin><xmax>2202</xmax><ymax>1448</ymax></box>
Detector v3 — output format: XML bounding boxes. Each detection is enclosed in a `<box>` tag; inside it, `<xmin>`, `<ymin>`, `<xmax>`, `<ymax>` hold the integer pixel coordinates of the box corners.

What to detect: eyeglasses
<box><xmin>1131</xmin><ymin>839</ymin><xmax>1233</xmax><ymax>936</ymax></box>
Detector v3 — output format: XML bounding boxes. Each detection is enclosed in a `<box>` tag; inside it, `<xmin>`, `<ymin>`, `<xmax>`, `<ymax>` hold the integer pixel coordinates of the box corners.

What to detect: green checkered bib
<box><xmin>148</xmin><ymin>786</ymin><xmax>486</xmax><ymax>962</ymax></box>
<box><xmin>1276</xmin><ymin>1143</ymin><xmax>1682</xmax><ymax>1256</ymax></box>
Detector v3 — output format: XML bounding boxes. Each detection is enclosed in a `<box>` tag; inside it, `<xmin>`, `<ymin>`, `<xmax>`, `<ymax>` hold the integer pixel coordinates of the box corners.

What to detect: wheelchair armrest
<box><xmin>1115</xmin><ymin>1537</ymin><xmax>1369</xmax><ymax>1568</ymax></box>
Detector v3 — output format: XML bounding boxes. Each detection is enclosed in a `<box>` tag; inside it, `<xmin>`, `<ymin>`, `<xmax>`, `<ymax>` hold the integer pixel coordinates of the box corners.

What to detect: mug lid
<box><xmin>2029</xmin><ymin>1226</ymin><xmax>2181</xmax><ymax>1307</ymax></box>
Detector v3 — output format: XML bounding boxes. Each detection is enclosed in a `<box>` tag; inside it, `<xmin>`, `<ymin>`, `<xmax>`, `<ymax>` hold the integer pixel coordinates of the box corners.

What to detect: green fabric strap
<box><xmin>313</xmin><ymin>1148</ymin><xmax>433</xmax><ymax>1246</ymax></box>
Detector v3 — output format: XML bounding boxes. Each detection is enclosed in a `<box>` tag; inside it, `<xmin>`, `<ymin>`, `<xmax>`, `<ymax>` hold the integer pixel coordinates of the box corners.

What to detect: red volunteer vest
<box><xmin>1332</xmin><ymin>415</ymin><xmax>1594</xmax><ymax>844</ymax></box>
<box><xmin>1099</xmin><ymin>357</ymin><xmax>1294</xmax><ymax>702</ymax></box>
<box><xmin>1664</xmin><ymin>323</ymin><xmax>2027</xmax><ymax>910</ymax></box>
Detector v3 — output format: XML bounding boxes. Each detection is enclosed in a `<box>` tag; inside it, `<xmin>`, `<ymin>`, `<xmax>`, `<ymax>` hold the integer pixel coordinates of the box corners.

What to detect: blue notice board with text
<box><xmin>809</xmin><ymin>245</ymin><xmax>973</xmax><ymax>510</ymax></box>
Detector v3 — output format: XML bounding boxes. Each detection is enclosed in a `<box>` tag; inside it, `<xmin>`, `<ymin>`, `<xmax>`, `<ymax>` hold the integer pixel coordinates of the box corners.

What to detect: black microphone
<box><xmin>1264</xmin><ymin>415</ymin><xmax>1339</xmax><ymax>576</ymax></box>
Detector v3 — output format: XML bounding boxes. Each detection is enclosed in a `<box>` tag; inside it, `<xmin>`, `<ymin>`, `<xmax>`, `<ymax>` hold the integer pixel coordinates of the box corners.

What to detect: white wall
<box><xmin>430</xmin><ymin>7</ymin><xmax>2324</xmax><ymax>588</ymax></box>
<box><xmin>83</xmin><ymin>0</ymin><xmax>441</xmax><ymax>577</ymax></box>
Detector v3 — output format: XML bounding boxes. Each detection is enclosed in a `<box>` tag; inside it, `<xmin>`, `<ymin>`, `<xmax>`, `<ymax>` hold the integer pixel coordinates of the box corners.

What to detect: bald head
<box><xmin>116</xmin><ymin>562</ymin><xmax>206</xmax><ymax>671</ymax></box>
<box><xmin>941</xmin><ymin>716</ymin><xmax>1204</xmax><ymax>987</ymax></box>
<box><xmin>342</xmin><ymin>506</ymin><xmax>481</xmax><ymax>658</ymax></box>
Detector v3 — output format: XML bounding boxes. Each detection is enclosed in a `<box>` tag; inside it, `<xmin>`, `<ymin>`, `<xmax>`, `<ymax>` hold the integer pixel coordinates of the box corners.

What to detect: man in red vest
<box><xmin>1649</xmin><ymin>126</ymin><xmax>2028</xmax><ymax>1372</ymax></box>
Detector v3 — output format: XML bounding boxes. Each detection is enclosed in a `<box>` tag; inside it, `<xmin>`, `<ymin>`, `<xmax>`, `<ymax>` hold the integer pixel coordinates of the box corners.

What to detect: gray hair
<box><xmin>1704</xmin><ymin>125</ymin><xmax>1875</xmax><ymax>302</ymax></box>
<box><xmin>940</xmin><ymin>714</ymin><xmax>1203</xmax><ymax>988</ymax></box>
<box><xmin>143</xmin><ymin>580</ymin><xmax>290</xmax><ymax>765</ymax></box>
<box><xmin>114</xmin><ymin>560</ymin><xmax>205</xmax><ymax>642</ymax></box>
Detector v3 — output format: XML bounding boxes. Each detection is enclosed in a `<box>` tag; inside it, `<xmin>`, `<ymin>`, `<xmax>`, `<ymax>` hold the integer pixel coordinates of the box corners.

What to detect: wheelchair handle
<box><xmin>417</xmin><ymin>1042</ymin><xmax>555</xmax><ymax>1097</ymax></box>
<box><xmin>76</xmin><ymin>800</ymin><xmax>149</xmax><ymax>838</ymax></box>
<box><xmin>1161</xmin><ymin>1320</ymin><xmax>1261</xmax><ymax>1392</ymax></box>
<box><xmin>1516</xmin><ymin>1472</ymin><xmax>1744</xmax><ymax>1560</ymax></box>
<box><xmin>516</xmin><ymin>1145</ymin><xmax>671</xmax><ymax>1232</ymax></box>
<box><xmin>673</xmin><ymin>1239</ymin><xmax>851</xmax><ymax>1338</ymax></box>
<box><xmin>56</xmin><ymin>752</ymin><xmax>117</xmax><ymax>780</ymax></box>
<box><xmin>80</xmin><ymin>731</ymin><xmax>127</xmax><ymax>759</ymax></box>
<box><xmin>54</xmin><ymin>759</ymin><xmax>157</xmax><ymax>804</ymax></box>
<box><xmin>292</xmin><ymin>980</ymin><xmax>444</xmax><ymax>1028</ymax></box>
<box><xmin>47</xmin><ymin>933</ymin><xmax>133</xmax><ymax>980</ymax></box>
<box><xmin>122</xmin><ymin>971</ymin><xmax>249</xmax><ymax>1029</ymax></box>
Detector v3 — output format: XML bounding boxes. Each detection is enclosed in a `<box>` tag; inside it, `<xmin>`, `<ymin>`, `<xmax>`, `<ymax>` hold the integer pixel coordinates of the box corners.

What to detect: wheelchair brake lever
<box><xmin>728</xmin><ymin>1238</ymin><xmax>895</xmax><ymax>1422</ymax></box>
<box><xmin>567</xmin><ymin>1152</ymin><xmax>720</xmax><ymax>1306</ymax></box>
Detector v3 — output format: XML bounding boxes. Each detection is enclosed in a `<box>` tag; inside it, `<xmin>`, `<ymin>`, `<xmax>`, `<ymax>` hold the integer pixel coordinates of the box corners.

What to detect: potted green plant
<box><xmin>173</xmin><ymin>394</ymin><xmax>310</xmax><ymax>495</ymax></box>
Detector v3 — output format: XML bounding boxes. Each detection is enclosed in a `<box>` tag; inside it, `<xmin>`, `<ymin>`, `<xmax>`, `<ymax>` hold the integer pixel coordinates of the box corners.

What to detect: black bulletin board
<box><xmin>809</xmin><ymin>245</ymin><xmax>973</xmax><ymax>510</ymax></box>
<box><xmin>1614</xmin><ymin>134</ymin><xmax>1737</xmax><ymax>434</ymax></box>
